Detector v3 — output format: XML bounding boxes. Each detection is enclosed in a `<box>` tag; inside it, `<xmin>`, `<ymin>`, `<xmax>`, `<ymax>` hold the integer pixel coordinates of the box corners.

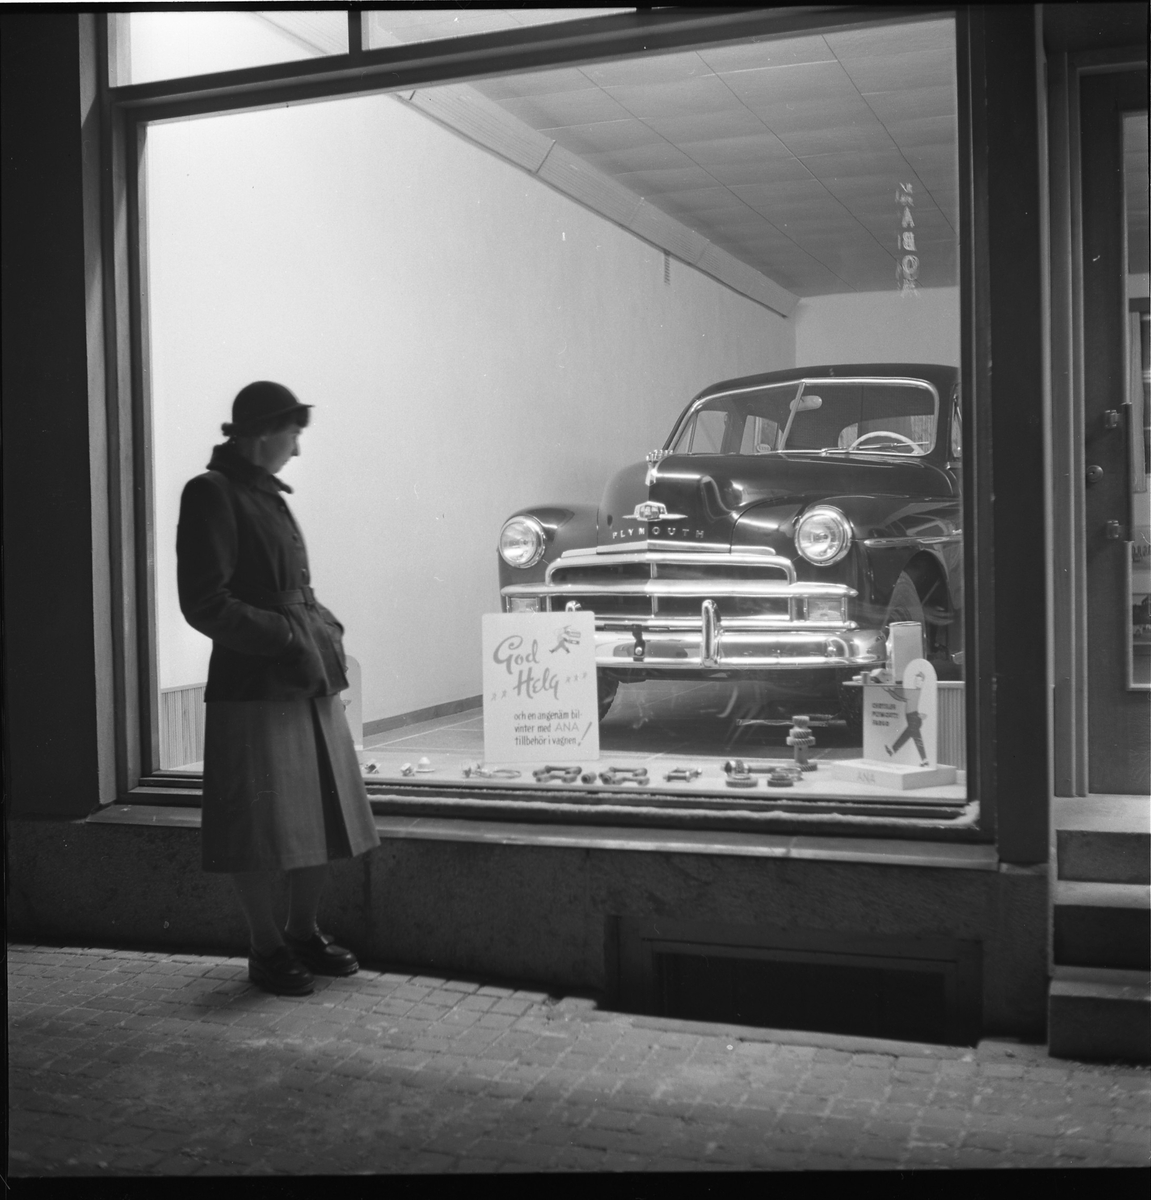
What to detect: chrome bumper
<box><xmin>500</xmin><ymin>582</ymin><xmax>886</xmax><ymax>670</ymax></box>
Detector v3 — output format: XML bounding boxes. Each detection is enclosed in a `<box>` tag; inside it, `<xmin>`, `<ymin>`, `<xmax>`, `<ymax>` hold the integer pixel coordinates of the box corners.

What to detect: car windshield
<box><xmin>669</xmin><ymin>377</ymin><xmax>940</xmax><ymax>457</ymax></box>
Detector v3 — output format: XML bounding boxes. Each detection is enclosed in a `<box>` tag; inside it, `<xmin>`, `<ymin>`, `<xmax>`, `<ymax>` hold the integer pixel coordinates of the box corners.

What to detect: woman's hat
<box><xmin>230</xmin><ymin>381</ymin><xmax>311</xmax><ymax>434</ymax></box>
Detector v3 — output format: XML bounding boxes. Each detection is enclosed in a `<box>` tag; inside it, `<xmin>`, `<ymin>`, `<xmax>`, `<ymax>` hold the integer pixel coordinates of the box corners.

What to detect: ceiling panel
<box><xmin>706</xmin><ymin>213</ymin><xmax>785</xmax><ymax>240</ymax></box>
<box><xmin>581</xmin><ymin>140</ymin><xmax>698</xmax><ymax>174</ymax></box>
<box><xmin>538</xmin><ymin>119</ymin><xmax>666</xmax><ymax>155</ymax></box>
<box><xmin>699</xmin><ymin>154</ymin><xmax>817</xmax><ymax>189</ymax></box>
<box><xmin>697</xmin><ymin>35</ymin><xmax>837</xmax><ymax>73</ymax></box>
<box><xmin>639</xmin><ymin>108</ymin><xmax>766</xmax><ymax>143</ymax></box>
<box><xmin>863</xmin><ymin>86</ymin><xmax>957</xmax><ymax>123</ymax></box>
<box><xmin>796</xmin><ymin>149</ymin><xmax>912</xmax><ymax>179</ymax></box>
<box><xmin>656</xmin><ymin>187</ymin><xmax>756</xmax><ymax>215</ymax></box>
<box><xmin>731</xmin><ymin>178</ymin><xmax>851</xmax><ymax>209</ymax></box>
<box><xmin>470</xmin><ymin>68</ymin><xmax>599</xmax><ymax>101</ymax></box>
<box><xmin>498</xmin><ymin>89</ymin><xmax>632</xmax><ymax>129</ymax></box>
<box><xmin>747</xmin><ymin>96</ymin><xmax>882</xmax><ymax>135</ymax></box>
<box><xmin>881</xmin><ymin>115</ymin><xmax>959</xmax><ymax>149</ymax></box>
<box><xmin>609</xmin><ymin>165</ymin><xmax>720</xmax><ymax>195</ymax></box>
<box><xmin>676</xmin><ymin>131</ymin><xmax>796</xmax><ymax>168</ymax></box>
<box><xmin>824</xmin><ymin>19</ymin><xmax>954</xmax><ymax>59</ymax></box>
<box><xmin>837</xmin><ymin>49</ymin><xmax>955</xmax><ymax>94</ymax></box>
<box><xmin>603</xmin><ymin>76</ymin><xmax>749</xmax><ymax>120</ymax></box>
<box><xmin>722</xmin><ymin>60</ymin><xmax>860</xmax><ymax>106</ymax></box>
<box><xmin>579</xmin><ymin>49</ymin><xmax>712</xmax><ymax>88</ymax></box>
<box><xmin>773</xmin><ymin>123</ymin><xmax>898</xmax><ymax>158</ymax></box>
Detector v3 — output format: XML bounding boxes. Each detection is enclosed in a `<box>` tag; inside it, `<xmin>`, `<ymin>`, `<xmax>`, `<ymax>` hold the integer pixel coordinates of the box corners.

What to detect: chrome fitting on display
<box><xmin>532</xmin><ymin>765</ymin><xmax>582</xmax><ymax>784</ymax></box>
<box><xmin>599</xmin><ymin>766</ymin><xmax>650</xmax><ymax>785</ymax></box>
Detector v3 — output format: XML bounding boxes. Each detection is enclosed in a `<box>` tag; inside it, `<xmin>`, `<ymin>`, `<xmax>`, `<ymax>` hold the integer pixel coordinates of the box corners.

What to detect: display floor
<box><xmin>360</xmin><ymin>681</ymin><xmax>967</xmax><ymax>805</ymax></box>
<box><xmin>166</xmin><ymin>682</ymin><xmax>967</xmax><ymax>803</ymax></box>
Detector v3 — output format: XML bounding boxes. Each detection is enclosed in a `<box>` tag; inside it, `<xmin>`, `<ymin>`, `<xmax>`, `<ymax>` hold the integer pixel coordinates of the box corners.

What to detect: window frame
<box><xmin>96</xmin><ymin>6</ymin><xmax>1003</xmax><ymax>844</ymax></box>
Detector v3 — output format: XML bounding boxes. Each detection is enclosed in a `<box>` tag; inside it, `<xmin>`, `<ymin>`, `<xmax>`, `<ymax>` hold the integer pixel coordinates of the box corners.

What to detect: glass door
<box><xmin>1081</xmin><ymin>69</ymin><xmax>1150</xmax><ymax>794</ymax></box>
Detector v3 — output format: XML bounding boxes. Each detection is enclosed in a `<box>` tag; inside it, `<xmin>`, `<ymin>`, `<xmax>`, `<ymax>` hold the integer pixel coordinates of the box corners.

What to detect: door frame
<box><xmin>1046</xmin><ymin>45</ymin><xmax>1149</xmax><ymax>797</ymax></box>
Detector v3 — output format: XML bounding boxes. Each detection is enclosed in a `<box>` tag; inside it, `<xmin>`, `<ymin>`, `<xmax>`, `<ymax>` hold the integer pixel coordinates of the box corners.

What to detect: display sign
<box><xmin>896</xmin><ymin>181</ymin><xmax>919</xmax><ymax>296</ymax></box>
<box><xmin>863</xmin><ymin>657</ymin><xmax>938</xmax><ymax>766</ymax></box>
<box><xmin>482</xmin><ymin>612</ymin><xmax>600</xmax><ymax>763</ymax></box>
<box><xmin>828</xmin><ymin>657</ymin><xmax>957</xmax><ymax>790</ymax></box>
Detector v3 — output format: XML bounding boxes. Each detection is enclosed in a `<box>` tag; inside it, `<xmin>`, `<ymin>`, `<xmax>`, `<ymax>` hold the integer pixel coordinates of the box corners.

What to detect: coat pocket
<box><xmin>279</xmin><ymin>606</ymin><xmax>326</xmax><ymax>692</ymax></box>
<box><xmin>317</xmin><ymin>604</ymin><xmax>348</xmax><ymax>673</ymax></box>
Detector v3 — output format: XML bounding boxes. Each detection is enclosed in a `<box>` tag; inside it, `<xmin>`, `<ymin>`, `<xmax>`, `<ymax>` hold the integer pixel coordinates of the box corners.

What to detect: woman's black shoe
<box><xmin>248</xmin><ymin>944</ymin><xmax>315</xmax><ymax>995</ymax></box>
<box><xmin>285</xmin><ymin>929</ymin><xmax>359</xmax><ymax>976</ymax></box>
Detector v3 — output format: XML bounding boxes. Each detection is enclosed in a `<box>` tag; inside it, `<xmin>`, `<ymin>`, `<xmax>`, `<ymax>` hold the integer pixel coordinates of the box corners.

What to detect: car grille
<box><xmin>547</xmin><ymin>557</ymin><xmax>792</xmax><ymax>620</ymax></box>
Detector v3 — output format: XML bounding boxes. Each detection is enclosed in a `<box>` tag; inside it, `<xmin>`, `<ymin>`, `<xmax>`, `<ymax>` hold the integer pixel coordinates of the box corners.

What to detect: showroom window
<box><xmin>112</xmin><ymin>9</ymin><xmax>980</xmax><ymax>829</ymax></box>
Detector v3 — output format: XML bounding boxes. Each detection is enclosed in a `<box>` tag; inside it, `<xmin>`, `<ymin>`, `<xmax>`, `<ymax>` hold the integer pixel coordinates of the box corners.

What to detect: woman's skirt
<box><xmin>201</xmin><ymin>693</ymin><xmax>380</xmax><ymax>873</ymax></box>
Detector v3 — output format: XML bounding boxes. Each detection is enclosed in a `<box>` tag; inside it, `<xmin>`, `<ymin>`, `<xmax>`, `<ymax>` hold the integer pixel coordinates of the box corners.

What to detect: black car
<box><xmin>497</xmin><ymin>363</ymin><xmax>963</xmax><ymax>727</ymax></box>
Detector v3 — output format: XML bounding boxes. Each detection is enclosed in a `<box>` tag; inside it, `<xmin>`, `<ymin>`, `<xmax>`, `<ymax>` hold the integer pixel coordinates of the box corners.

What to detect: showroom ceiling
<box><xmin>467</xmin><ymin>19</ymin><xmax>959</xmax><ymax>297</ymax></box>
<box><xmin>463</xmin><ymin>20</ymin><xmax>960</xmax><ymax>295</ymax></box>
<box><xmin>270</xmin><ymin>9</ymin><xmax>1146</xmax><ymax>299</ymax></box>
<box><xmin>281</xmin><ymin>11</ymin><xmax>961</xmax><ymax>298</ymax></box>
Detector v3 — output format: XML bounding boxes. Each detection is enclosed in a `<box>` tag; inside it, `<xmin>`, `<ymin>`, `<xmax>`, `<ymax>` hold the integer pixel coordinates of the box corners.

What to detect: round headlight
<box><xmin>794</xmin><ymin>505</ymin><xmax>852</xmax><ymax>565</ymax></box>
<box><xmin>498</xmin><ymin>515</ymin><xmax>546</xmax><ymax>568</ymax></box>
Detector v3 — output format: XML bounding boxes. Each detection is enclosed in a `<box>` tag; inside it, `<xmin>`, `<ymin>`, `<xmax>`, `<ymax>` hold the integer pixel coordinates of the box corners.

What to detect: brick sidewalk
<box><xmin>8</xmin><ymin>943</ymin><xmax>1150</xmax><ymax>1175</ymax></box>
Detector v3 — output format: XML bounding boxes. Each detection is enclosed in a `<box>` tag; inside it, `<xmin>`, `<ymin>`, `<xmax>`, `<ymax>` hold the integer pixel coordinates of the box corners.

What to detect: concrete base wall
<box><xmin>6</xmin><ymin>815</ymin><xmax>1048</xmax><ymax>1039</ymax></box>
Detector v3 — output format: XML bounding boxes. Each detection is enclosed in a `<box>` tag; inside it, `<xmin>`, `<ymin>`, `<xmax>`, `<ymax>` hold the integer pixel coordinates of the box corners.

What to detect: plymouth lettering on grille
<box><xmin>611</xmin><ymin>526</ymin><xmax>705</xmax><ymax>540</ymax></box>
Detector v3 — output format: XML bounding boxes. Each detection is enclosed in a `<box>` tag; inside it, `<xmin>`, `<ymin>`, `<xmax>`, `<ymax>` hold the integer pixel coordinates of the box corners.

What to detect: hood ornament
<box><xmin>631</xmin><ymin>500</ymin><xmax>686</xmax><ymax>522</ymax></box>
<box><xmin>645</xmin><ymin>447</ymin><xmax>670</xmax><ymax>486</ymax></box>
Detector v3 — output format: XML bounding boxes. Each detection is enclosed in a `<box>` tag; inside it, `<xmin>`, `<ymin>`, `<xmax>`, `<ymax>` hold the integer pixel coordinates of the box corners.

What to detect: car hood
<box><xmin>596</xmin><ymin>453</ymin><xmax>953</xmax><ymax>550</ymax></box>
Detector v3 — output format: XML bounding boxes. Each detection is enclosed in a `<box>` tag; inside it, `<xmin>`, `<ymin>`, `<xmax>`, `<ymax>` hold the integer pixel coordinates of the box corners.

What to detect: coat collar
<box><xmin>207</xmin><ymin>442</ymin><xmax>293</xmax><ymax>494</ymax></box>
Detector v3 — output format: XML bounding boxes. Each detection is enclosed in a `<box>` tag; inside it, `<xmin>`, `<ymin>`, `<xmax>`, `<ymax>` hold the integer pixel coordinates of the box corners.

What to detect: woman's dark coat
<box><xmin>177</xmin><ymin>443</ymin><xmax>349</xmax><ymax>702</ymax></box>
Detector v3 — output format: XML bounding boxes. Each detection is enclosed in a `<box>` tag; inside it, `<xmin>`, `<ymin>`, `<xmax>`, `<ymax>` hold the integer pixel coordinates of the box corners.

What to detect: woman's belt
<box><xmin>234</xmin><ymin>585</ymin><xmax>316</xmax><ymax>607</ymax></box>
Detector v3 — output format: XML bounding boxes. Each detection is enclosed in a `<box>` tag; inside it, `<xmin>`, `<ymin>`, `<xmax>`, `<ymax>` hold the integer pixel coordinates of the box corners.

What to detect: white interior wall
<box><xmin>148</xmin><ymin>92</ymin><xmax>793</xmax><ymax>721</ymax></box>
<box><xmin>794</xmin><ymin>288</ymin><xmax>960</xmax><ymax>367</ymax></box>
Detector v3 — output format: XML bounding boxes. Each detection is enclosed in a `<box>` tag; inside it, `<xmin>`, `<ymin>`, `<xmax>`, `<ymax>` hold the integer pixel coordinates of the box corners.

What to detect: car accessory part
<box><xmin>664</xmin><ymin>767</ymin><xmax>703</xmax><ymax>782</ymax></box>
<box><xmin>599</xmin><ymin>766</ymin><xmax>650</xmax><ymax>785</ymax></box>
<box><xmin>463</xmin><ymin>764</ymin><xmax>522</xmax><ymax>779</ymax></box>
<box><xmin>723</xmin><ymin>758</ymin><xmax>796</xmax><ymax>776</ymax></box>
<box><xmin>767</xmin><ymin>768</ymin><xmax>800</xmax><ymax>787</ymax></box>
<box><xmin>532</xmin><ymin>765</ymin><xmax>582</xmax><ymax>783</ymax></box>
<box><xmin>786</xmin><ymin>714</ymin><xmax>818</xmax><ymax>771</ymax></box>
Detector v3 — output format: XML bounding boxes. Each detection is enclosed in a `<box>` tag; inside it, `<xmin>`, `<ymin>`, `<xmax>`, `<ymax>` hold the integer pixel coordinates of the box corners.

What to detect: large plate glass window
<box><xmin>145</xmin><ymin>14</ymin><xmax>967</xmax><ymax>816</ymax></box>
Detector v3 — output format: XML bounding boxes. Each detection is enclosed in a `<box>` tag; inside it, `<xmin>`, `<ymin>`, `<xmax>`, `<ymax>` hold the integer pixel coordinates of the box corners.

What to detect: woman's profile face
<box><xmin>261</xmin><ymin>424</ymin><xmax>303</xmax><ymax>474</ymax></box>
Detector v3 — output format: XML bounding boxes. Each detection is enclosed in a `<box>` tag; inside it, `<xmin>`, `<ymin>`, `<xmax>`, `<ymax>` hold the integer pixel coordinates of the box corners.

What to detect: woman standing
<box><xmin>177</xmin><ymin>381</ymin><xmax>379</xmax><ymax>996</ymax></box>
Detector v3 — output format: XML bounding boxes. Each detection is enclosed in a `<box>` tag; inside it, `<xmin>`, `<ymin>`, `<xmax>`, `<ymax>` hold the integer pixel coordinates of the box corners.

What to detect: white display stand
<box><xmin>829</xmin><ymin>655</ymin><xmax>957</xmax><ymax>790</ymax></box>
<box><xmin>887</xmin><ymin>620</ymin><xmax>925</xmax><ymax>682</ymax></box>
<box><xmin>482</xmin><ymin>612</ymin><xmax>600</xmax><ymax>763</ymax></box>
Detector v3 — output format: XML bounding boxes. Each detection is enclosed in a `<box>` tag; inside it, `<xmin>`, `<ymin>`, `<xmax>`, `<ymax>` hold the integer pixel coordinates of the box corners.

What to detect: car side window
<box><xmin>739</xmin><ymin>415</ymin><xmax>779</xmax><ymax>454</ymax></box>
<box><xmin>691</xmin><ymin>409</ymin><xmax>727</xmax><ymax>453</ymax></box>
